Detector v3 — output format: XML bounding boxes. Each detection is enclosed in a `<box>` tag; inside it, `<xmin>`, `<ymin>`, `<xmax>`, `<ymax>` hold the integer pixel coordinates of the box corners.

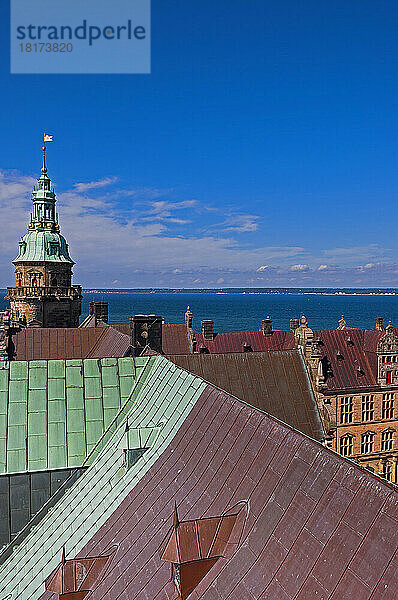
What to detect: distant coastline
<box><xmin>80</xmin><ymin>288</ymin><xmax>398</xmax><ymax>296</ymax></box>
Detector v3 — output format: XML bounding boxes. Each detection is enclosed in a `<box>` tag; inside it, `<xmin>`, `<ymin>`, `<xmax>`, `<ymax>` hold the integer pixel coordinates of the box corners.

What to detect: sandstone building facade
<box><xmin>294</xmin><ymin>316</ymin><xmax>398</xmax><ymax>483</ymax></box>
<box><xmin>192</xmin><ymin>312</ymin><xmax>398</xmax><ymax>483</ymax></box>
<box><xmin>5</xmin><ymin>146</ymin><xmax>81</xmax><ymax>327</ymax></box>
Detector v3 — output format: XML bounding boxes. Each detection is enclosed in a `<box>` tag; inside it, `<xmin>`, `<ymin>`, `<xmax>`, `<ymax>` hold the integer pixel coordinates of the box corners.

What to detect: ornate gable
<box><xmin>377</xmin><ymin>323</ymin><xmax>398</xmax><ymax>385</ymax></box>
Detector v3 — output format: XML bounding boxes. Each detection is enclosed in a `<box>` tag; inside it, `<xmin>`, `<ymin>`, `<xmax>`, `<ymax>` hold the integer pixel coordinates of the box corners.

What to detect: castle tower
<box><xmin>6</xmin><ymin>144</ymin><xmax>82</xmax><ymax>327</ymax></box>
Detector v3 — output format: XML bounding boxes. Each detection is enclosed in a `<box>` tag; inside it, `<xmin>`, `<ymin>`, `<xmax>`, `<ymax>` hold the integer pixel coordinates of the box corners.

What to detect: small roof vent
<box><xmin>336</xmin><ymin>350</ymin><xmax>344</xmax><ymax>360</ymax></box>
<box><xmin>346</xmin><ymin>336</ymin><xmax>354</xmax><ymax>346</ymax></box>
<box><xmin>242</xmin><ymin>341</ymin><xmax>252</xmax><ymax>352</ymax></box>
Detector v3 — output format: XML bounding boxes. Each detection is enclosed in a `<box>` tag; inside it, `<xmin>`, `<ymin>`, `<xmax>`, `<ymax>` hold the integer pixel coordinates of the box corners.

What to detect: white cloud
<box><xmin>223</xmin><ymin>214</ymin><xmax>260</xmax><ymax>233</ymax></box>
<box><xmin>73</xmin><ymin>177</ymin><xmax>117</xmax><ymax>192</ymax></box>
<box><xmin>323</xmin><ymin>245</ymin><xmax>389</xmax><ymax>265</ymax></box>
<box><xmin>2</xmin><ymin>169</ymin><xmax>398</xmax><ymax>288</ymax></box>
<box><xmin>290</xmin><ymin>264</ymin><xmax>310</xmax><ymax>272</ymax></box>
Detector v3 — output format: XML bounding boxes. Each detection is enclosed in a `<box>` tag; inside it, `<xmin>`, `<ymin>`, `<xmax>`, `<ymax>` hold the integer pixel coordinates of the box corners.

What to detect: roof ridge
<box><xmin>84</xmin><ymin>326</ymin><xmax>112</xmax><ymax>358</ymax></box>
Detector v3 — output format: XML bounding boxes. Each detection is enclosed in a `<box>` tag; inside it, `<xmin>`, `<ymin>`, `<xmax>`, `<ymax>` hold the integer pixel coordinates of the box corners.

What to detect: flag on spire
<box><xmin>43</xmin><ymin>133</ymin><xmax>53</xmax><ymax>142</ymax></box>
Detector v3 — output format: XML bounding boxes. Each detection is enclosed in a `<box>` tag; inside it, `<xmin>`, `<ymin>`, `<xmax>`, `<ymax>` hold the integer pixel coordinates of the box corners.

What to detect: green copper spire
<box><xmin>14</xmin><ymin>144</ymin><xmax>74</xmax><ymax>264</ymax></box>
<box><xmin>29</xmin><ymin>144</ymin><xmax>58</xmax><ymax>229</ymax></box>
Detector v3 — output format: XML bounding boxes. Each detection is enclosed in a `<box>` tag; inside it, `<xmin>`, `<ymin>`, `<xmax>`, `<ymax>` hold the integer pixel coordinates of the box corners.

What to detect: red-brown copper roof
<box><xmin>195</xmin><ymin>330</ymin><xmax>295</xmax><ymax>353</ymax></box>
<box><xmin>162</xmin><ymin>323</ymin><xmax>191</xmax><ymax>355</ymax></box>
<box><xmin>85</xmin><ymin>327</ymin><xmax>131</xmax><ymax>358</ymax></box>
<box><xmin>111</xmin><ymin>324</ymin><xmax>130</xmax><ymax>335</ymax></box>
<box><xmin>8</xmin><ymin>322</ymin><xmax>190</xmax><ymax>360</ymax></box>
<box><xmin>40</xmin><ymin>382</ymin><xmax>398</xmax><ymax>600</ymax></box>
<box><xmin>313</xmin><ymin>329</ymin><xmax>388</xmax><ymax>392</ymax></box>
<box><xmin>168</xmin><ymin>350</ymin><xmax>324</xmax><ymax>441</ymax></box>
<box><xmin>193</xmin><ymin>327</ymin><xmax>398</xmax><ymax>393</ymax></box>
<box><xmin>9</xmin><ymin>327</ymin><xmax>107</xmax><ymax>360</ymax></box>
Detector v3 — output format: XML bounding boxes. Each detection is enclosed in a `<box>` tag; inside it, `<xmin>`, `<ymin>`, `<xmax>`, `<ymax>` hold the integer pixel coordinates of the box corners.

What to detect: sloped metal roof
<box><xmin>9</xmin><ymin>326</ymin><xmax>131</xmax><ymax>361</ymax></box>
<box><xmin>195</xmin><ymin>329</ymin><xmax>295</xmax><ymax>352</ymax></box>
<box><xmin>9</xmin><ymin>327</ymin><xmax>106</xmax><ymax>360</ymax></box>
<box><xmin>169</xmin><ymin>350</ymin><xmax>324</xmax><ymax>441</ymax></box>
<box><xmin>85</xmin><ymin>328</ymin><xmax>131</xmax><ymax>358</ymax></box>
<box><xmin>0</xmin><ymin>357</ymin><xmax>396</xmax><ymax>600</ymax></box>
<box><xmin>30</xmin><ymin>366</ymin><xmax>398</xmax><ymax>600</ymax></box>
<box><xmin>0</xmin><ymin>356</ymin><xmax>151</xmax><ymax>474</ymax></box>
<box><xmin>0</xmin><ymin>356</ymin><xmax>207</xmax><ymax>599</ymax></box>
<box><xmin>162</xmin><ymin>323</ymin><xmax>191</xmax><ymax>354</ymax></box>
<box><xmin>314</xmin><ymin>329</ymin><xmax>383</xmax><ymax>392</ymax></box>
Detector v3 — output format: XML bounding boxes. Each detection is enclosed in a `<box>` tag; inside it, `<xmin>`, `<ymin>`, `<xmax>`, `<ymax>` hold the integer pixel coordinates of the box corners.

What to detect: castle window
<box><xmin>382</xmin><ymin>461</ymin><xmax>392</xmax><ymax>481</ymax></box>
<box><xmin>381</xmin><ymin>429</ymin><xmax>394</xmax><ymax>451</ymax></box>
<box><xmin>361</xmin><ymin>395</ymin><xmax>374</xmax><ymax>421</ymax></box>
<box><xmin>382</xmin><ymin>394</ymin><xmax>394</xmax><ymax>419</ymax></box>
<box><xmin>340</xmin><ymin>397</ymin><xmax>353</xmax><ymax>424</ymax></box>
<box><xmin>361</xmin><ymin>431</ymin><xmax>375</xmax><ymax>454</ymax></box>
<box><xmin>339</xmin><ymin>434</ymin><xmax>353</xmax><ymax>457</ymax></box>
<box><xmin>386</xmin><ymin>371</ymin><xmax>392</xmax><ymax>384</ymax></box>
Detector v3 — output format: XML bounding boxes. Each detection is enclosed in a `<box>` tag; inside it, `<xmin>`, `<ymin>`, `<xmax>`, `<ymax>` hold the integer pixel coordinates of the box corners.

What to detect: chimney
<box><xmin>185</xmin><ymin>306</ymin><xmax>193</xmax><ymax>329</ymax></box>
<box><xmin>0</xmin><ymin>311</ymin><xmax>12</xmax><ymax>361</ymax></box>
<box><xmin>130</xmin><ymin>315</ymin><xmax>163</xmax><ymax>356</ymax></box>
<box><xmin>89</xmin><ymin>301</ymin><xmax>109</xmax><ymax>324</ymax></box>
<box><xmin>262</xmin><ymin>317</ymin><xmax>272</xmax><ymax>335</ymax></box>
<box><xmin>290</xmin><ymin>318</ymin><xmax>299</xmax><ymax>331</ymax></box>
<box><xmin>201</xmin><ymin>320</ymin><xmax>214</xmax><ymax>341</ymax></box>
<box><xmin>376</xmin><ymin>317</ymin><xmax>384</xmax><ymax>331</ymax></box>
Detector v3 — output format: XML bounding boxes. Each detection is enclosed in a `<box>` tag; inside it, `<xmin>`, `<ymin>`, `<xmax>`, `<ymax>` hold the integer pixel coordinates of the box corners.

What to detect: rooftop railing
<box><xmin>6</xmin><ymin>285</ymin><xmax>82</xmax><ymax>299</ymax></box>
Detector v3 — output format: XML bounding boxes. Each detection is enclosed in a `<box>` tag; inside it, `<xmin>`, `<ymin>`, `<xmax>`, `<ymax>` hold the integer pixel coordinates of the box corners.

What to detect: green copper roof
<box><xmin>0</xmin><ymin>356</ymin><xmax>206</xmax><ymax>599</ymax></box>
<box><xmin>13</xmin><ymin>230</ymin><xmax>74</xmax><ymax>263</ymax></box>
<box><xmin>0</xmin><ymin>356</ymin><xmax>152</xmax><ymax>474</ymax></box>
<box><xmin>13</xmin><ymin>147</ymin><xmax>75</xmax><ymax>264</ymax></box>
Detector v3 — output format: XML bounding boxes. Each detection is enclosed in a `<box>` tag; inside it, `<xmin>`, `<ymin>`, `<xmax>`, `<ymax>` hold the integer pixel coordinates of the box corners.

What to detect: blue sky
<box><xmin>0</xmin><ymin>0</ymin><xmax>397</xmax><ymax>288</ymax></box>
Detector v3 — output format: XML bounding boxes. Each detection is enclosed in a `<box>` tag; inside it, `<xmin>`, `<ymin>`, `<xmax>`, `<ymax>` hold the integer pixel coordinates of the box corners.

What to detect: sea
<box><xmin>2</xmin><ymin>288</ymin><xmax>398</xmax><ymax>332</ymax></box>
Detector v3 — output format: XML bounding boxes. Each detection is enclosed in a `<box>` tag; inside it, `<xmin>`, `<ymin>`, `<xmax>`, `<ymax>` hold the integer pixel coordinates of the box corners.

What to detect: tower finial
<box><xmin>42</xmin><ymin>144</ymin><xmax>47</xmax><ymax>174</ymax></box>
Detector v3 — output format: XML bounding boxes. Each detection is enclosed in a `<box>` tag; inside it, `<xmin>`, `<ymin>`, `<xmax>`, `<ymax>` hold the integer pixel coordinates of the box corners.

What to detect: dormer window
<box><xmin>48</xmin><ymin>241</ymin><xmax>59</xmax><ymax>256</ymax></box>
